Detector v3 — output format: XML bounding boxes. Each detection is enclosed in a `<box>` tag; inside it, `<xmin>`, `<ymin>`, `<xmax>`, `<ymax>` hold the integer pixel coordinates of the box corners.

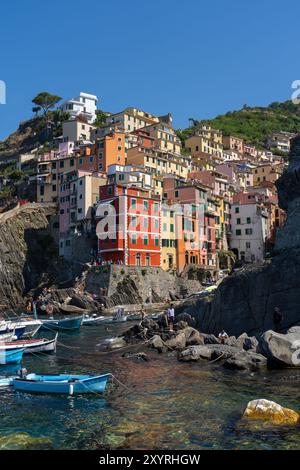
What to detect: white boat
<box><xmin>82</xmin><ymin>314</ymin><xmax>106</xmax><ymax>326</ymax></box>
<box><xmin>12</xmin><ymin>318</ymin><xmax>42</xmax><ymax>338</ymax></box>
<box><xmin>0</xmin><ymin>331</ymin><xmax>16</xmax><ymax>342</ymax></box>
<box><xmin>112</xmin><ymin>315</ymin><xmax>127</xmax><ymax>323</ymax></box>
<box><xmin>0</xmin><ymin>334</ymin><xmax>58</xmax><ymax>354</ymax></box>
<box><xmin>0</xmin><ymin>376</ymin><xmax>16</xmax><ymax>388</ymax></box>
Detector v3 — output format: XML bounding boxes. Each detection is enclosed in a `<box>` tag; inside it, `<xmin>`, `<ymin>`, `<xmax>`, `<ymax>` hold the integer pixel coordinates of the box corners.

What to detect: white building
<box><xmin>60</xmin><ymin>92</ymin><xmax>98</xmax><ymax>123</ymax></box>
<box><xmin>267</xmin><ymin>132</ymin><xmax>296</xmax><ymax>153</ymax></box>
<box><xmin>230</xmin><ymin>194</ymin><xmax>269</xmax><ymax>262</ymax></box>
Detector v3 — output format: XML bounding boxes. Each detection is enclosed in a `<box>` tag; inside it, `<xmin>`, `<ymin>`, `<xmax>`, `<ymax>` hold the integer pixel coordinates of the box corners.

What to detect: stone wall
<box><xmin>85</xmin><ymin>265</ymin><xmax>202</xmax><ymax>307</ymax></box>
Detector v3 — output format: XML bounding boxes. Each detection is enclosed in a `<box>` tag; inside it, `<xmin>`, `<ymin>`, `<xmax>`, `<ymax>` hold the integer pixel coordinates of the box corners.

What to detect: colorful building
<box><xmin>97</xmin><ymin>184</ymin><xmax>161</xmax><ymax>267</ymax></box>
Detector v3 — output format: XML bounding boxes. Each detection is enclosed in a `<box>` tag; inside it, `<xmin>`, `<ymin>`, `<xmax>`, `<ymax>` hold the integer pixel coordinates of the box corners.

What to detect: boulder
<box><xmin>208</xmin><ymin>344</ymin><xmax>240</xmax><ymax>360</ymax></box>
<box><xmin>156</xmin><ymin>314</ymin><xmax>168</xmax><ymax>329</ymax></box>
<box><xmin>201</xmin><ymin>333</ymin><xmax>220</xmax><ymax>344</ymax></box>
<box><xmin>59</xmin><ymin>304</ymin><xmax>86</xmax><ymax>314</ymax></box>
<box><xmin>165</xmin><ymin>331</ymin><xmax>186</xmax><ymax>350</ymax></box>
<box><xmin>223</xmin><ymin>350</ymin><xmax>267</xmax><ymax>371</ymax></box>
<box><xmin>148</xmin><ymin>335</ymin><xmax>165</xmax><ymax>353</ymax></box>
<box><xmin>69</xmin><ymin>294</ymin><xmax>96</xmax><ymax>311</ymax></box>
<box><xmin>237</xmin><ymin>333</ymin><xmax>259</xmax><ymax>351</ymax></box>
<box><xmin>243</xmin><ymin>399</ymin><xmax>299</xmax><ymax>425</ymax></box>
<box><xmin>257</xmin><ymin>327</ymin><xmax>300</xmax><ymax>367</ymax></box>
<box><xmin>174</xmin><ymin>312</ymin><xmax>196</xmax><ymax>327</ymax></box>
<box><xmin>178</xmin><ymin>345</ymin><xmax>213</xmax><ymax>362</ymax></box>
<box><xmin>174</xmin><ymin>320</ymin><xmax>188</xmax><ymax>331</ymax></box>
<box><xmin>106</xmin><ymin>337</ymin><xmax>126</xmax><ymax>350</ymax></box>
<box><xmin>182</xmin><ymin>327</ymin><xmax>204</xmax><ymax>346</ymax></box>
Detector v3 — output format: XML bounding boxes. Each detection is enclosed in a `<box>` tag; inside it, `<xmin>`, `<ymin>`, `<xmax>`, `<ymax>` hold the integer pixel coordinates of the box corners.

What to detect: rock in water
<box><xmin>243</xmin><ymin>399</ymin><xmax>299</xmax><ymax>425</ymax></box>
<box><xmin>178</xmin><ymin>345</ymin><xmax>213</xmax><ymax>361</ymax></box>
<box><xmin>257</xmin><ymin>327</ymin><xmax>300</xmax><ymax>367</ymax></box>
<box><xmin>106</xmin><ymin>337</ymin><xmax>126</xmax><ymax>350</ymax></box>
<box><xmin>148</xmin><ymin>335</ymin><xmax>165</xmax><ymax>353</ymax></box>
<box><xmin>165</xmin><ymin>331</ymin><xmax>186</xmax><ymax>350</ymax></box>
<box><xmin>182</xmin><ymin>327</ymin><xmax>204</xmax><ymax>346</ymax></box>
<box><xmin>223</xmin><ymin>350</ymin><xmax>267</xmax><ymax>371</ymax></box>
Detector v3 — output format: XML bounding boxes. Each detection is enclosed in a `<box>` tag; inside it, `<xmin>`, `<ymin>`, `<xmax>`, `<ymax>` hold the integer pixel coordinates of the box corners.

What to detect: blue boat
<box><xmin>0</xmin><ymin>348</ymin><xmax>24</xmax><ymax>365</ymax></box>
<box><xmin>12</xmin><ymin>373</ymin><xmax>111</xmax><ymax>395</ymax></box>
<box><xmin>0</xmin><ymin>325</ymin><xmax>26</xmax><ymax>339</ymax></box>
<box><xmin>39</xmin><ymin>316</ymin><xmax>83</xmax><ymax>332</ymax></box>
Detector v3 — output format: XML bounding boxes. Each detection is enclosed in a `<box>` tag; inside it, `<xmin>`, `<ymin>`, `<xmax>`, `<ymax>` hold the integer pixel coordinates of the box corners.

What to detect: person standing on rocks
<box><xmin>273</xmin><ymin>307</ymin><xmax>283</xmax><ymax>333</ymax></box>
<box><xmin>167</xmin><ymin>303</ymin><xmax>175</xmax><ymax>331</ymax></box>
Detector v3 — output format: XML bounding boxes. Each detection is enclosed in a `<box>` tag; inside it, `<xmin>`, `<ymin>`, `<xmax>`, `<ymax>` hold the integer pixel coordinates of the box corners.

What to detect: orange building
<box><xmin>97</xmin><ymin>184</ymin><xmax>161</xmax><ymax>267</ymax></box>
<box><xmin>98</xmin><ymin>130</ymin><xmax>126</xmax><ymax>172</ymax></box>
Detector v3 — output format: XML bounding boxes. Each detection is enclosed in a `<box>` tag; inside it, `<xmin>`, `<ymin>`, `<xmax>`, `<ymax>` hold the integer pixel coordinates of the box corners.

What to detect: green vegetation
<box><xmin>94</xmin><ymin>109</ymin><xmax>108</xmax><ymax>128</ymax></box>
<box><xmin>32</xmin><ymin>92</ymin><xmax>62</xmax><ymax>115</ymax></box>
<box><xmin>177</xmin><ymin>100</ymin><xmax>300</xmax><ymax>147</ymax></box>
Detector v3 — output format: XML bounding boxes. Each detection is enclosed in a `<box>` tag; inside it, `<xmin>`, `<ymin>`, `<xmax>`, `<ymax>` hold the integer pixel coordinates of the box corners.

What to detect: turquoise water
<box><xmin>0</xmin><ymin>323</ymin><xmax>300</xmax><ymax>450</ymax></box>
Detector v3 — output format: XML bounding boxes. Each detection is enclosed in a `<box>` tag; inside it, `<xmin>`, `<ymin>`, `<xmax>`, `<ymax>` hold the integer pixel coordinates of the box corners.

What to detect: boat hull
<box><xmin>0</xmin><ymin>348</ymin><xmax>24</xmax><ymax>365</ymax></box>
<box><xmin>12</xmin><ymin>373</ymin><xmax>110</xmax><ymax>394</ymax></box>
<box><xmin>0</xmin><ymin>334</ymin><xmax>58</xmax><ymax>354</ymax></box>
<box><xmin>40</xmin><ymin>316</ymin><xmax>83</xmax><ymax>331</ymax></box>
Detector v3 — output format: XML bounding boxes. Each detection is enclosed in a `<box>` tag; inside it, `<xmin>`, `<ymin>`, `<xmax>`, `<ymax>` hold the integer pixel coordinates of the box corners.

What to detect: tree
<box><xmin>32</xmin><ymin>106</ymin><xmax>41</xmax><ymax>117</ymax></box>
<box><xmin>32</xmin><ymin>92</ymin><xmax>62</xmax><ymax>115</ymax></box>
<box><xmin>94</xmin><ymin>109</ymin><xmax>107</xmax><ymax>127</ymax></box>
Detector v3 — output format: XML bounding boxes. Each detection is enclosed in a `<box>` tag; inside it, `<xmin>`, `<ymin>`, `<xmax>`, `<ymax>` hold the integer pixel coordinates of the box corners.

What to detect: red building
<box><xmin>97</xmin><ymin>184</ymin><xmax>161</xmax><ymax>267</ymax></box>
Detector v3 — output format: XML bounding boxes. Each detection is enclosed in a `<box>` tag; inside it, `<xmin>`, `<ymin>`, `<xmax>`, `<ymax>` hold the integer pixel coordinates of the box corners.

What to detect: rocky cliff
<box><xmin>0</xmin><ymin>204</ymin><xmax>75</xmax><ymax>309</ymax></box>
<box><xmin>180</xmin><ymin>155</ymin><xmax>300</xmax><ymax>337</ymax></box>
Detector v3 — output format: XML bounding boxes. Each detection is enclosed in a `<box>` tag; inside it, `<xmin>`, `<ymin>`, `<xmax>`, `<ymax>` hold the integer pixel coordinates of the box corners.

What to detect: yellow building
<box><xmin>253</xmin><ymin>163</ymin><xmax>282</xmax><ymax>186</ymax></box>
<box><xmin>126</xmin><ymin>147</ymin><xmax>191</xmax><ymax>180</ymax></box>
<box><xmin>161</xmin><ymin>205</ymin><xmax>177</xmax><ymax>271</ymax></box>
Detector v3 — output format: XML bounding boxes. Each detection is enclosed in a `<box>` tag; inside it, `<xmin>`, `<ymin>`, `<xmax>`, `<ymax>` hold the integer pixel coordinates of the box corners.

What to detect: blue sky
<box><xmin>0</xmin><ymin>0</ymin><xmax>299</xmax><ymax>140</ymax></box>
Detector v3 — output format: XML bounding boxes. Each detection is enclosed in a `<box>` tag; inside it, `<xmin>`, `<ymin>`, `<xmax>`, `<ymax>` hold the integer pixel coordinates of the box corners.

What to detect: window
<box><xmin>131</xmin><ymin>198</ymin><xmax>136</xmax><ymax>209</ymax></box>
<box><xmin>52</xmin><ymin>162</ymin><xmax>56</xmax><ymax>169</ymax></box>
<box><xmin>89</xmin><ymin>156</ymin><xmax>93</xmax><ymax>163</ymax></box>
<box><xmin>143</xmin><ymin>200</ymin><xmax>148</xmax><ymax>211</ymax></box>
<box><xmin>131</xmin><ymin>216</ymin><xmax>137</xmax><ymax>227</ymax></box>
<box><xmin>60</xmin><ymin>161</ymin><xmax>64</xmax><ymax>168</ymax></box>
<box><xmin>175</xmin><ymin>190</ymin><xmax>179</xmax><ymax>198</ymax></box>
<box><xmin>236</xmin><ymin>229</ymin><xmax>241</xmax><ymax>236</ymax></box>
<box><xmin>154</xmin><ymin>219</ymin><xmax>159</xmax><ymax>229</ymax></box>
<box><xmin>246</xmin><ymin>242</ymin><xmax>251</xmax><ymax>249</ymax></box>
<box><xmin>119</xmin><ymin>174</ymin><xmax>125</xmax><ymax>181</ymax></box>
<box><xmin>143</xmin><ymin>236</ymin><xmax>148</xmax><ymax>245</ymax></box>
<box><xmin>247</xmin><ymin>217</ymin><xmax>251</xmax><ymax>224</ymax></box>
<box><xmin>70</xmin><ymin>159</ymin><xmax>74</xmax><ymax>167</ymax></box>
<box><xmin>236</xmin><ymin>218</ymin><xmax>241</xmax><ymax>224</ymax></box>
<box><xmin>170</xmin><ymin>224</ymin><xmax>174</xmax><ymax>232</ymax></box>
<box><xmin>131</xmin><ymin>233</ymin><xmax>137</xmax><ymax>245</ymax></box>
<box><xmin>143</xmin><ymin>218</ymin><xmax>148</xmax><ymax>229</ymax></box>
<box><xmin>245</xmin><ymin>228</ymin><xmax>253</xmax><ymax>235</ymax></box>
<box><xmin>154</xmin><ymin>203</ymin><xmax>159</xmax><ymax>213</ymax></box>
<box><xmin>163</xmin><ymin>223</ymin><xmax>167</xmax><ymax>231</ymax></box>
<box><xmin>52</xmin><ymin>185</ymin><xmax>56</xmax><ymax>192</ymax></box>
<box><xmin>78</xmin><ymin>208</ymin><xmax>82</xmax><ymax>214</ymax></box>
<box><xmin>60</xmin><ymin>209</ymin><xmax>64</xmax><ymax>215</ymax></box>
<box><xmin>235</xmin><ymin>207</ymin><xmax>239</xmax><ymax>213</ymax></box>
<box><xmin>154</xmin><ymin>237</ymin><xmax>159</xmax><ymax>247</ymax></box>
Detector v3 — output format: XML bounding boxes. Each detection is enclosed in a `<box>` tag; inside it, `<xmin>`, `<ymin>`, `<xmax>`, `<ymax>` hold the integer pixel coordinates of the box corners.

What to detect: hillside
<box><xmin>0</xmin><ymin>110</ymin><xmax>68</xmax><ymax>162</ymax></box>
<box><xmin>177</xmin><ymin>100</ymin><xmax>300</xmax><ymax>147</ymax></box>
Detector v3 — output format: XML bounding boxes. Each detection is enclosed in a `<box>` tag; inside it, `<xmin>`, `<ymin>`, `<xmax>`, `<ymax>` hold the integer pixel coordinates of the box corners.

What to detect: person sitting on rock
<box><xmin>273</xmin><ymin>307</ymin><xmax>283</xmax><ymax>333</ymax></box>
<box><xmin>218</xmin><ymin>330</ymin><xmax>229</xmax><ymax>344</ymax></box>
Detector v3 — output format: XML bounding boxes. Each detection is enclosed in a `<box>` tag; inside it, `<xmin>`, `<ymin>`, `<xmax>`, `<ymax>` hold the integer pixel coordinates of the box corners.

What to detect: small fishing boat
<box><xmin>40</xmin><ymin>315</ymin><xmax>83</xmax><ymax>331</ymax></box>
<box><xmin>14</xmin><ymin>319</ymin><xmax>42</xmax><ymax>338</ymax></box>
<box><xmin>0</xmin><ymin>334</ymin><xmax>58</xmax><ymax>354</ymax></box>
<box><xmin>0</xmin><ymin>376</ymin><xmax>17</xmax><ymax>388</ymax></box>
<box><xmin>112</xmin><ymin>315</ymin><xmax>127</xmax><ymax>323</ymax></box>
<box><xmin>0</xmin><ymin>331</ymin><xmax>16</xmax><ymax>342</ymax></box>
<box><xmin>82</xmin><ymin>314</ymin><xmax>106</xmax><ymax>326</ymax></box>
<box><xmin>12</xmin><ymin>373</ymin><xmax>111</xmax><ymax>395</ymax></box>
<box><xmin>0</xmin><ymin>322</ymin><xmax>26</xmax><ymax>339</ymax></box>
<box><xmin>0</xmin><ymin>348</ymin><xmax>24</xmax><ymax>365</ymax></box>
<box><xmin>127</xmin><ymin>313</ymin><xmax>142</xmax><ymax>321</ymax></box>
